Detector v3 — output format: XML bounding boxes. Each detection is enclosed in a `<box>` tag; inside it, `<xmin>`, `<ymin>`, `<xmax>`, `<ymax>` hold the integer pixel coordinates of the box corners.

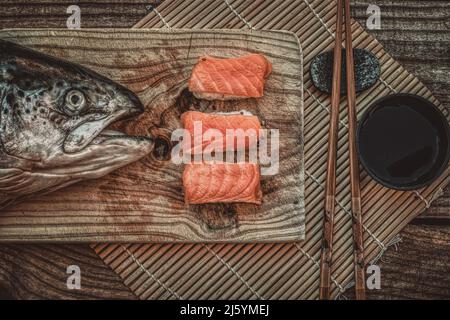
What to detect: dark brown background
<box><xmin>0</xmin><ymin>0</ymin><xmax>448</xmax><ymax>299</ymax></box>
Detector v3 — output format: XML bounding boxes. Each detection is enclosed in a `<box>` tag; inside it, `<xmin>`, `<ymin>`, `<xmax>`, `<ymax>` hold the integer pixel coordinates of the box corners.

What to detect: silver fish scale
<box><xmin>0</xmin><ymin>39</ymin><xmax>153</xmax><ymax>208</ymax></box>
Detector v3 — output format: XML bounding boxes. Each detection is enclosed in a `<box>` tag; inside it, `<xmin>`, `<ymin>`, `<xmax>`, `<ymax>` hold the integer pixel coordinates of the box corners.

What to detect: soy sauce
<box><xmin>357</xmin><ymin>94</ymin><xmax>450</xmax><ymax>190</ymax></box>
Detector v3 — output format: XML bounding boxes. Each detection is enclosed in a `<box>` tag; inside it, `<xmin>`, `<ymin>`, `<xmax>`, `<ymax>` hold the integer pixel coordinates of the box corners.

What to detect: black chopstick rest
<box><xmin>310</xmin><ymin>48</ymin><xmax>380</xmax><ymax>95</ymax></box>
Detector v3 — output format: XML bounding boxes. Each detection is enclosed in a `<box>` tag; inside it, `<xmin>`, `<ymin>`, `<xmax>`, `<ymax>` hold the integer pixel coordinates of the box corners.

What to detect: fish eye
<box><xmin>64</xmin><ymin>90</ymin><xmax>86</xmax><ymax>115</ymax></box>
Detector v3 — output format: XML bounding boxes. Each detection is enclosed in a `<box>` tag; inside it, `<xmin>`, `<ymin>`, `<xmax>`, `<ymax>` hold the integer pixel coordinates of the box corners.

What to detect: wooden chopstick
<box><xmin>344</xmin><ymin>0</ymin><xmax>366</xmax><ymax>300</ymax></box>
<box><xmin>320</xmin><ymin>0</ymin><xmax>366</xmax><ymax>300</ymax></box>
<box><xmin>319</xmin><ymin>0</ymin><xmax>343</xmax><ymax>300</ymax></box>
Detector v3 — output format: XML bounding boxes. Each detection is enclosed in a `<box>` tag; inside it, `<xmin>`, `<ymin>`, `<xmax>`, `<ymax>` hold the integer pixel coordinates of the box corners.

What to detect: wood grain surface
<box><xmin>0</xmin><ymin>244</ymin><xmax>136</xmax><ymax>299</ymax></box>
<box><xmin>1</xmin><ymin>0</ymin><xmax>151</xmax><ymax>29</ymax></box>
<box><xmin>346</xmin><ymin>225</ymin><xmax>450</xmax><ymax>300</ymax></box>
<box><xmin>0</xmin><ymin>0</ymin><xmax>448</xmax><ymax>300</ymax></box>
<box><xmin>0</xmin><ymin>28</ymin><xmax>305</xmax><ymax>242</ymax></box>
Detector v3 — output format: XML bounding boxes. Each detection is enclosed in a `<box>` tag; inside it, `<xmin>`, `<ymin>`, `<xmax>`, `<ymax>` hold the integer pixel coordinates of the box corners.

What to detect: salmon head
<box><xmin>0</xmin><ymin>39</ymin><xmax>153</xmax><ymax>207</ymax></box>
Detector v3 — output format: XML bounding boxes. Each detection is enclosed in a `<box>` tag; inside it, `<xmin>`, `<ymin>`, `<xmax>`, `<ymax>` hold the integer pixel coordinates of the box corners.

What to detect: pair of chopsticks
<box><xmin>319</xmin><ymin>0</ymin><xmax>366</xmax><ymax>300</ymax></box>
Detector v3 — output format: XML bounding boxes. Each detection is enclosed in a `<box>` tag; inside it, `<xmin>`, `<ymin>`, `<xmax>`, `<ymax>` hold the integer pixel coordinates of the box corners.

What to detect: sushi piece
<box><xmin>183</xmin><ymin>162</ymin><xmax>262</xmax><ymax>205</ymax></box>
<box><xmin>181</xmin><ymin>110</ymin><xmax>261</xmax><ymax>154</ymax></box>
<box><xmin>188</xmin><ymin>54</ymin><xmax>272</xmax><ymax>100</ymax></box>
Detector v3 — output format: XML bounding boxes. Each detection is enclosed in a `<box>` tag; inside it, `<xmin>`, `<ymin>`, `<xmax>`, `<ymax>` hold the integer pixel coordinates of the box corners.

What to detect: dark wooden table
<box><xmin>0</xmin><ymin>0</ymin><xmax>448</xmax><ymax>300</ymax></box>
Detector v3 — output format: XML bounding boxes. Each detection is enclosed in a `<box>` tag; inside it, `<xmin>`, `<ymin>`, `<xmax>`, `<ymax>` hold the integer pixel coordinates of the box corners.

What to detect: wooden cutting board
<box><xmin>0</xmin><ymin>29</ymin><xmax>304</xmax><ymax>242</ymax></box>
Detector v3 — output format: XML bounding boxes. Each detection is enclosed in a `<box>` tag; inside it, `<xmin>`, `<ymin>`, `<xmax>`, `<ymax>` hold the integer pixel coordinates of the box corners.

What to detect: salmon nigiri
<box><xmin>181</xmin><ymin>110</ymin><xmax>261</xmax><ymax>153</ymax></box>
<box><xmin>188</xmin><ymin>54</ymin><xmax>272</xmax><ymax>100</ymax></box>
<box><xmin>183</xmin><ymin>163</ymin><xmax>262</xmax><ymax>205</ymax></box>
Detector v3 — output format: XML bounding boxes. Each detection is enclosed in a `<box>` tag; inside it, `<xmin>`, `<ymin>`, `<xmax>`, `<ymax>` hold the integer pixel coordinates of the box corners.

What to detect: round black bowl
<box><xmin>357</xmin><ymin>93</ymin><xmax>450</xmax><ymax>190</ymax></box>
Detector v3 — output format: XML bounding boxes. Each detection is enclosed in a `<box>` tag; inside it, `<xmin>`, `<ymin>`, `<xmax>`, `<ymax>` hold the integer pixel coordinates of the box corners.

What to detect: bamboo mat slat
<box><xmin>93</xmin><ymin>0</ymin><xmax>450</xmax><ymax>299</ymax></box>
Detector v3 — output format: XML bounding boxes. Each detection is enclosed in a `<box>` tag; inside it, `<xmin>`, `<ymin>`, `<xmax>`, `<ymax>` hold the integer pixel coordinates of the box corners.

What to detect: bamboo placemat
<box><xmin>92</xmin><ymin>0</ymin><xmax>450</xmax><ymax>299</ymax></box>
